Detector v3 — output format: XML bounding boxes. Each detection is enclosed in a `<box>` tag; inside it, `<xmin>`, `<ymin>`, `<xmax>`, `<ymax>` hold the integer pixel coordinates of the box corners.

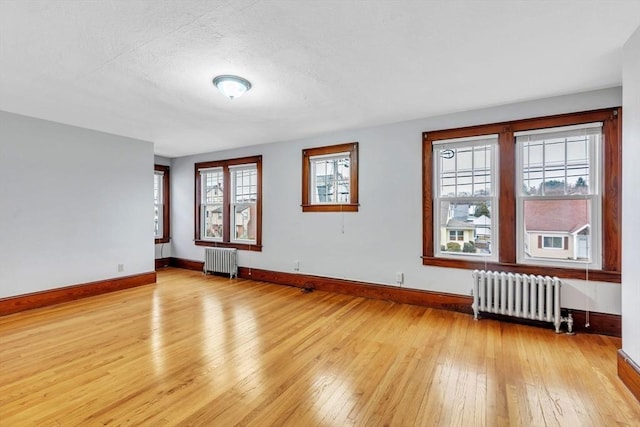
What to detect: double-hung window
<box><xmin>154</xmin><ymin>165</ymin><xmax>170</xmax><ymax>243</ymax></box>
<box><xmin>201</xmin><ymin>167</ymin><xmax>224</xmax><ymax>240</ymax></box>
<box><xmin>230</xmin><ymin>165</ymin><xmax>258</xmax><ymax>242</ymax></box>
<box><xmin>433</xmin><ymin>135</ymin><xmax>498</xmax><ymax>259</ymax></box>
<box><xmin>195</xmin><ymin>156</ymin><xmax>262</xmax><ymax>251</ymax></box>
<box><xmin>423</xmin><ymin>108</ymin><xmax>621</xmax><ymax>283</ymax></box>
<box><xmin>516</xmin><ymin>123</ymin><xmax>602</xmax><ymax>269</ymax></box>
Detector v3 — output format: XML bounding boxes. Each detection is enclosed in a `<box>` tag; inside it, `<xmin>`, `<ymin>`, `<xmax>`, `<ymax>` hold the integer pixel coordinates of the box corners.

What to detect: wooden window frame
<box><xmin>422</xmin><ymin>108</ymin><xmax>621</xmax><ymax>283</ymax></box>
<box><xmin>154</xmin><ymin>164</ymin><xmax>170</xmax><ymax>244</ymax></box>
<box><xmin>302</xmin><ymin>142</ymin><xmax>359</xmax><ymax>212</ymax></box>
<box><xmin>194</xmin><ymin>155</ymin><xmax>262</xmax><ymax>251</ymax></box>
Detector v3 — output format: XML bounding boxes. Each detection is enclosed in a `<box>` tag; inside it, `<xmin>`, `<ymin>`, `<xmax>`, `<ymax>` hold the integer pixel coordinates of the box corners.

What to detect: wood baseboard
<box><xmin>169</xmin><ymin>257</ymin><xmax>204</xmax><ymax>271</ymax></box>
<box><xmin>0</xmin><ymin>271</ymin><xmax>157</xmax><ymax>316</ymax></box>
<box><xmin>155</xmin><ymin>257</ymin><xmax>171</xmax><ymax>269</ymax></box>
<box><xmin>618</xmin><ymin>349</ymin><xmax>640</xmax><ymax>402</ymax></box>
<box><xmin>169</xmin><ymin>258</ymin><xmax>621</xmax><ymax>336</ymax></box>
<box><xmin>567</xmin><ymin>310</ymin><xmax>621</xmax><ymax>337</ymax></box>
<box><xmin>237</xmin><ymin>267</ymin><xmax>473</xmax><ymax>313</ymax></box>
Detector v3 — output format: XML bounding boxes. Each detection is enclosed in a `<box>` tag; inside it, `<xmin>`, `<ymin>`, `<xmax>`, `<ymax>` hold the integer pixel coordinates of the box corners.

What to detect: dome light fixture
<box><xmin>212</xmin><ymin>75</ymin><xmax>252</xmax><ymax>99</ymax></box>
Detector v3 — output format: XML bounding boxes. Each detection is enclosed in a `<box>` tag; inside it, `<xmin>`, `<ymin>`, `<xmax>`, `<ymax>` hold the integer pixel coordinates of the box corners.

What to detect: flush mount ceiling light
<box><xmin>212</xmin><ymin>75</ymin><xmax>252</xmax><ymax>99</ymax></box>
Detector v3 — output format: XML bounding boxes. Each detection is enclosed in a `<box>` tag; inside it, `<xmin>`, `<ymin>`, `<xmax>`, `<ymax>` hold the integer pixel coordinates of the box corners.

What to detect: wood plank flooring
<box><xmin>1</xmin><ymin>267</ymin><xmax>638</xmax><ymax>426</ymax></box>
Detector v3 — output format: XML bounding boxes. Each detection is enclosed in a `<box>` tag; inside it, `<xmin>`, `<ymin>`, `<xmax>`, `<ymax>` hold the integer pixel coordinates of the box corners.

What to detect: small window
<box><xmin>542</xmin><ymin>236</ymin><xmax>565</xmax><ymax>249</ymax></box>
<box><xmin>302</xmin><ymin>142</ymin><xmax>359</xmax><ymax>212</ymax></box>
<box><xmin>449</xmin><ymin>230</ymin><xmax>465</xmax><ymax>241</ymax></box>
<box><xmin>195</xmin><ymin>156</ymin><xmax>262</xmax><ymax>251</ymax></box>
<box><xmin>154</xmin><ymin>165</ymin><xmax>170</xmax><ymax>243</ymax></box>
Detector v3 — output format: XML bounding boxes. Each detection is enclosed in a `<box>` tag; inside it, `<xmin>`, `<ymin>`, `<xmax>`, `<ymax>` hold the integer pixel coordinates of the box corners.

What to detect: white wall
<box><xmin>154</xmin><ymin>155</ymin><xmax>172</xmax><ymax>259</ymax></box>
<box><xmin>171</xmin><ymin>87</ymin><xmax>623</xmax><ymax>315</ymax></box>
<box><xmin>622</xmin><ymin>27</ymin><xmax>640</xmax><ymax>362</ymax></box>
<box><xmin>0</xmin><ymin>111</ymin><xmax>154</xmax><ymax>298</ymax></box>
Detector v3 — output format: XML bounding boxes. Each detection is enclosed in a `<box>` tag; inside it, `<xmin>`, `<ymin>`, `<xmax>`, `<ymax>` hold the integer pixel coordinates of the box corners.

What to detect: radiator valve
<box><xmin>560</xmin><ymin>312</ymin><xmax>575</xmax><ymax>335</ymax></box>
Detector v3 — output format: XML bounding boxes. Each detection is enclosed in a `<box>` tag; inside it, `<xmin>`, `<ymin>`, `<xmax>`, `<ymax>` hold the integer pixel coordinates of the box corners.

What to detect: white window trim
<box><xmin>200</xmin><ymin>167</ymin><xmax>224</xmax><ymax>242</ymax></box>
<box><xmin>230</xmin><ymin>165</ymin><xmax>257</xmax><ymax>244</ymax></box>
<box><xmin>433</xmin><ymin>136</ymin><xmax>499</xmax><ymax>262</ymax></box>
<box><xmin>515</xmin><ymin>125</ymin><xmax>603</xmax><ymax>269</ymax></box>
<box><xmin>310</xmin><ymin>154</ymin><xmax>350</xmax><ymax>205</ymax></box>
<box><xmin>154</xmin><ymin>171</ymin><xmax>164</xmax><ymax>239</ymax></box>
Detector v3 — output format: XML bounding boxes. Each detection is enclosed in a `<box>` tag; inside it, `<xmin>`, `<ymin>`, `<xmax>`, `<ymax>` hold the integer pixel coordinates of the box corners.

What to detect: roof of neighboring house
<box><xmin>473</xmin><ymin>215</ymin><xmax>490</xmax><ymax>226</ymax></box>
<box><xmin>446</xmin><ymin>219</ymin><xmax>475</xmax><ymax>230</ymax></box>
<box><xmin>524</xmin><ymin>199</ymin><xmax>590</xmax><ymax>233</ymax></box>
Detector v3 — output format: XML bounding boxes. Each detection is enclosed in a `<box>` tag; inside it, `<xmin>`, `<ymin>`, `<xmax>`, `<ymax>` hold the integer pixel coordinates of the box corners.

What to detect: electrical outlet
<box><xmin>294</xmin><ymin>260</ymin><xmax>300</xmax><ymax>272</ymax></box>
<box><xmin>118</xmin><ymin>264</ymin><xmax>124</xmax><ymax>273</ymax></box>
<box><xmin>395</xmin><ymin>272</ymin><xmax>404</xmax><ymax>285</ymax></box>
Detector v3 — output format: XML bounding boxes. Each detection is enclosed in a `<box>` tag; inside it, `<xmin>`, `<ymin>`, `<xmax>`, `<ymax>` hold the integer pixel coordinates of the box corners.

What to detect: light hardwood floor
<box><xmin>1</xmin><ymin>268</ymin><xmax>638</xmax><ymax>426</ymax></box>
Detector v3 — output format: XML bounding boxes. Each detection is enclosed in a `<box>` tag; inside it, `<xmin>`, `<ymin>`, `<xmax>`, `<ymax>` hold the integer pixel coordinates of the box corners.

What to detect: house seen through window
<box><xmin>302</xmin><ymin>142</ymin><xmax>359</xmax><ymax>212</ymax></box>
<box><xmin>422</xmin><ymin>108</ymin><xmax>621</xmax><ymax>282</ymax></box>
<box><xmin>154</xmin><ymin>165</ymin><xmax>170</xmax><ymax>244</ymax></box>
<box><xmin>195</xmin><ymin>156</ymin><xmax>262</xmax><ymax>251</ymax></box>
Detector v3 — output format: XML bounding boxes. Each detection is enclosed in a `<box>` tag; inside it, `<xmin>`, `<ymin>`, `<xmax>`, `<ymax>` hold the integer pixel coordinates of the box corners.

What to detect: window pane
<box><xmin>436</xmin><ymin>143</ymin><xmax>495</xmax><ymax>197</ymax></box>
<box><xmin>438</xmin><ymin>201</ymin><xmax>493</xmax><ymax>256</ymax></box>
<box><xmin>154</xmin><ymin>204</ymin><xmax>161</xmax><ymax>237</ymax></box>
<box><xmin>154</xmin><ymin>172</ymin><xmax>163</xmax><ymax>238</ymax></box>
<box><xmin>232</xmin><ymin>204</ymin><xmax>256</xmax><ymax>241</ymax></box>
<box><xmin>203</xmin><ymin>170</ymin><xmax>224</xmax><ymax>204</ymax></box>
<box><xmin>522</xmin><ymin>199</ymin><xmax>591</xmax><ymax>262</ymax></box>
<box><xmin>233</xmin><ymin>168</ymin><xmax>257</xmax><ymax>203</ymax></box>
<box><xmin>519</xmin><ymin>129</ymin><xmax>597</xmax><ymax>196</ymax></box>
<box><xmin>231</xmin><ymin>167</ymin><xmax>257</xmax><ymax>242</ymax></box>
<box><xmin>203</xmin><ymin>205</ymin><xmax>223</xmax><ymax>239</ymax></box>
<box><xmin>311</xmin><ymin>156</ymin><xmax>350</xmax><ymax>204</ymax></box>
<box><xmin>154</xmin><ymin>173</ymin><xmax>162</xmax><ymax>204</ymax></box>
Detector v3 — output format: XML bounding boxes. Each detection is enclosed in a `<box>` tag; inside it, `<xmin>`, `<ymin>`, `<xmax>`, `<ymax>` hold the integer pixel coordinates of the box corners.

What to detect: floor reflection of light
<box><xmin>232</xmin><ymin>305</ymin><xmax>263</xmax><ymax>397</ymax></box>
<box><xmin>150</xmin><ymin>291</ymin><xmax>165</xmax><ymax>377</ymax></box>
<box><xmin>201</xmin><ymin>295</ymin><xmax>226</xmax><ymax>384</ymax></box>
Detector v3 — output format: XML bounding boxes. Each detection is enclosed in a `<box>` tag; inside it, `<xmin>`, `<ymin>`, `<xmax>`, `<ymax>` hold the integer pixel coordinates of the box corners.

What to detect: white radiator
<box><xmin>472</xmin><ymin>270</ymin><xmax>570</xmax><ymax>333</ymax></box>
<box><xmin>204</xmin><ymin>247</ymin><xmax>237</xmax><ymax>278</ymax></box>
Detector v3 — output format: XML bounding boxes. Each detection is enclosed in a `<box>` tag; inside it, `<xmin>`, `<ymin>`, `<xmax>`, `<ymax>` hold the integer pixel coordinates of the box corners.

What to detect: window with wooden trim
<box><xmin>154</xmin><ymin>165</ymin><xmax>170</xmax><ymax>243</ymax></box>
<box><xmin>302</xmin><ymin>142</ymin><xmax>359</xmax><ymax>212</ymax></box>
<box><xmin>195</xmin><ymin>156</ymin><xmax>262</xmax><ymax>251</ymax></box>
<box><xmin>422</xmin><ymin>108</ymin><xmax>621</xmax><ymax>283</ymax></box>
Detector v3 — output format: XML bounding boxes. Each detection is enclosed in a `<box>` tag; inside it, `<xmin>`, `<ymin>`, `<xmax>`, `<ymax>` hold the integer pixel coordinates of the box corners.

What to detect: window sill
<box><xmin>301</xmin><ymin>203</ymin><xmax>359</xmax><ymax>212</ymax></box>
<box><xmin>421</xmin><ymin>257</ymin><xmax>621</xmax><ymax>283</ymax></box>
<box><xmin>195</xmin><ymin>240</ymin><xmax>262</xmax><ymax>252</ymax></box>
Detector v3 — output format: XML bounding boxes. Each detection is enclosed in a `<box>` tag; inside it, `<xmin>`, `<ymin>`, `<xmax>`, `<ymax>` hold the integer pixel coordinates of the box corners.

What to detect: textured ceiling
<box><xmin>1</xmin><ymin>1</ymin><xmax>639</xmax><ymax>157</ymax></box>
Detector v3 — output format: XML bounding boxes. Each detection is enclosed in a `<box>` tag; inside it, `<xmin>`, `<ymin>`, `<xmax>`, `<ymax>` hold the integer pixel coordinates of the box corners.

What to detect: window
<box><xmin>302</xmin><ymin>142</ymin><xmax>359</xmax><ymax>212</ymax></box>
<box><xmin>195</xmin><ymin>156</ymin><xmax>261</xmax><ymax>251</ymax></box>
<box><xmin>542</xmin><ymin>236</ymin><xmax>565</xmax><ymax>249</ymax></box>
<box><xmin>422</xmin><ymin>108</ymin><xmax>621</xmax><ymax>283</ymax></box>
<box><xmin>433</xmin><ymin>136</ymin><xmax>498</xmax><ymax>259</ymax></box>
<box><xmin>517</xmin><ymin>123</ymin><xmax>601</xmax><ymax>268</ymax></box>
<box><xmin>449</xmin><ymin>230</ymin><xmax>465</xmax><ymax>241</ymax></box>
<box><xmin>154</xmin><ymin>165</ymin><xmax>170</xmax><ymax>243</ymax></box>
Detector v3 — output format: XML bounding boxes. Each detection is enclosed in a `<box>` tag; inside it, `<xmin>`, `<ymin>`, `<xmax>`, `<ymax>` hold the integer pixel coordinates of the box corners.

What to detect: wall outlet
<box><xmin>395</xmin><ymin>272</ymin><xmax>404</xmax><ymax>285</ymax></box>
<box><xmin>294</xmin><ymin>260</ymin><xmax>300</xmax><ymax>272</ymax></box>
<box><xmin>118</xmin><ymin>263</ymin><xmax>124</xmax><ymax>273</ymax></box>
